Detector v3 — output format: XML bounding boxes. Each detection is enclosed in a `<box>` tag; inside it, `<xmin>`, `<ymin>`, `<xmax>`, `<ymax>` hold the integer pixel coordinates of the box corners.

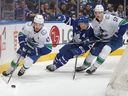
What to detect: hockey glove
<box><xmin>96</xmin><ymin>32</ymin><xmax>108</xmax><ymax>40</ymax></box>
<box><xmin>57</xmin><ymin>14</ymin><xmax>66</xmax><ymax>22</ymax></box>
<box><xmin>73</xmin><ymin>33</ymin><xmax>81</xmax><ymax>43</ymax></box>
<box><xmin>20</xmin><ymin>40</ymin><xmax>36</xmax><ymax>53</ymax></box>
<box><xmin>83</xmin><ymin>38</ymin><xmax>91</xmax><ymax>44</ymax></box>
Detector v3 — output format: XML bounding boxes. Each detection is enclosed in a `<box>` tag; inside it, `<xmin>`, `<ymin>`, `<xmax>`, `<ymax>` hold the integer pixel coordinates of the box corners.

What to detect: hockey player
<box><xmin>76</xmin><ymin>5</ymin><xmax>128</xmax><ymax>74</ymax></box>
<box><xmin>2</xmin><ymin>15</ymin><xmax>52</xmax><ymax>76</ymax></box>
<box><xmin>46</xmin><ymin>15</ymin><xmax>97</xmax><ymax>71</ymax></box>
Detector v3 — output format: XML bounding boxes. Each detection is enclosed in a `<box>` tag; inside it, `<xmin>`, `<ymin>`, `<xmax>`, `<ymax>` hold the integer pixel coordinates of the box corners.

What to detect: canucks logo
<box><xmin>28</xmin><ymin>37</ymin><xmax>38</xmax><ymax>47</ymax></box>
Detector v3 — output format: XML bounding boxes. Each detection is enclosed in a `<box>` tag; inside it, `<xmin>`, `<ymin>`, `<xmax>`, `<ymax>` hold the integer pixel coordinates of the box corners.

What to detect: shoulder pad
<box><xmin>24</xmin><ymin>22</ymin><xmax>32</xmax><ymax>28</ymax></box>
<box><xmin>22</xmin><ymin>22</ymin><xmax>32</xmax><ymax>31</ymax></box>
<box><xmin>41</xmin><ymin>28</ymin><xmax>47</xmax><ymax>35</ymax></box>
<box><xmin>25</xmin><ymin>22</ymin><xmax>32</xmax><ymax>26</ymax></box>
<box><xmin>104</xmin><ymin>14</ymin><xmax>110</xmax><ymax>19</ymax></box>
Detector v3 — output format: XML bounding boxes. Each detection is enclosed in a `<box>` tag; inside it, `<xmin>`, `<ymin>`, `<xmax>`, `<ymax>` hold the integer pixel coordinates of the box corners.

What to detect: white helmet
<box><xmin>34</xmin><ymin>15</ymin><xmax>44</xmax><ymax>24</ymax></box>
<box><xmin>94</xmin><ymin>5</ymin><xmax>104</xmax><ymax>12</ymax></box>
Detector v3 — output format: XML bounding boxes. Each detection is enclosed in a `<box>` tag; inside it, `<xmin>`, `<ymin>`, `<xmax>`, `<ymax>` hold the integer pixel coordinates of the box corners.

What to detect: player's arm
<box><xmin>18</xmin><ymin>24</ymin><xmax>28</xmax><ymax>50</ymax></box>
<box><xmin>18</xmin><ymin>23</ymin><xmax>35</xmax><ymax>52</ymax></box>
<box><xmin>114</xmin><ymin>19</ymin><xmax>128</xmax><ymax>38</ymax></box>
<box><xmin>39</xmin><ymin>28</ymin><xmax>52</xmax><ymax>50</ymax></box>
<box><xmin>57</xmin><ymin>14</ymin><xmax>76</xmax><ymax>26</ymax></box>
<box><xmin>18</xmin><ymin>32</ymin><xmax>27</xmax><ymax>49</ymax></box>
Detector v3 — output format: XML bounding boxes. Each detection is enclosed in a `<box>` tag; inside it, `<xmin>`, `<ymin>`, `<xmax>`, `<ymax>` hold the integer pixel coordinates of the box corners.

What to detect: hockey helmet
<box><xmin>78</xmin><ymin>16</ymin><xmax>89</xmax><ymax>25</ymax></box>
<box><xmin>94</xmin><ymin>5</ymin><xmax>104</xmax><ymax>12</ymax></box>
<box><xmin>34</xmin><ymin>15</ymin><xmax>44</xmax><ymax>24</ymax></box>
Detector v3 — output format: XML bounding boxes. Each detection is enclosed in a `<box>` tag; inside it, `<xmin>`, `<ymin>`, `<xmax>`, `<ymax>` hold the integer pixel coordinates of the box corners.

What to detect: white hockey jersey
<box><xmin>91</xmin><ymin>14</ymin><xmax>123</xmax><ymax>39</ymax></box>
<box><xmin>22</xmin><ymin>22</ymin><xmax>51</xmax><ymax>48</ymax></box>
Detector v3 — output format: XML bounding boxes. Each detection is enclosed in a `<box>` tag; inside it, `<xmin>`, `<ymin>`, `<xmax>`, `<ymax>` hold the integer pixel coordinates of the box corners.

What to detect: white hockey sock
<box><xmin>93</xmin><ymin>45</ymin><xmax>112</xmax><ymax>68</ymax></box>
<box><xmin>23</xmin><ymin>56</ymin><xmax>34</xmax><ymax>69</ymax></box>
<box><xmin>83</xmin><ymin>53</ymin><xmax>97</xmax><ymax>66</ymax></box>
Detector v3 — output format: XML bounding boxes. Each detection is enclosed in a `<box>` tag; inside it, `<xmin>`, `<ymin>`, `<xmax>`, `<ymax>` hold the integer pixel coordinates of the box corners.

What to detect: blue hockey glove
<box><xmin>73</xmin><ymin>33</ymin><xmax>81</xmax><ymax>43</ymax></box>
<box><xmin>18</xmin><ymin>32</ymin><xmax>27</xmax><ymax>49</ymax></box>
<box><xmin>70</xmin><ymin>46</ymin><xmax>85</xmax><ymax>56</ymax></box>
<box><xmin>83</xmin><ymin>39</ymin><xmax>91</xmax><ymax>44</ymax></box>
<box><xmin>95</xmin><ymin>32</ymin><xmax>109</xmax><ymax>41</ymax></box>
<box><xmin>20</xmin><ymin>41</ymin><xmax>36</xmax><ymax>54</ymax></box>
<box><xmin>57</xmin><ymin>14</ymin><xmax>66</xmax><ymax>22</ymax></box>
<box><xmin>20</xmin><ymin>43</ymin><xmax>36</xmax><ymax>56</ymax></box>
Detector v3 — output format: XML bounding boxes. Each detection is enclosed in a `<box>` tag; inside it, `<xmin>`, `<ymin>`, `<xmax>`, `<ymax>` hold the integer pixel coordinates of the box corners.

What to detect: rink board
<box><xmin>0</xmin><ymin>21</ymin><xmax>127</xmax><ymax>73</ymax></box>
<box><xmin>0</xmin><ymin>48</ymin><xmax>125</xmax><ymax>73</ymax></box>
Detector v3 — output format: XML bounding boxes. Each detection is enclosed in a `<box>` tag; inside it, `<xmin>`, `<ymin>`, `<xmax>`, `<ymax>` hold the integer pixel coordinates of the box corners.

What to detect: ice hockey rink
<box><xmin>0</xmin><ymin>56</ymin><xmax>121</xmax><ymax>96</ymax></box>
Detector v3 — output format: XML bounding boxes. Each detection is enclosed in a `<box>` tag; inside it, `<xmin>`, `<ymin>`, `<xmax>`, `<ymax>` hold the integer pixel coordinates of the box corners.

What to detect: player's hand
<box><xmin>73</xmin><ymin>33</ymin><xmax>81</xmax><ymax>43</ymax></box>
<box><xmin>95</xmin><ymin>32</ymin><xmax>108</xmax><ymax>40</ymax></box>
<box><xmin>57</xmin><ymin>14</ymin><xmax>66</xmax><ymax>22</ymax></box>
<box><xmin>20</xmin><ymin>42</ymin><xmax>34</xmax><ymax>53</ymax></box>
<box><xmin>83</xmin><ymin>38</ymin><xmax>90</xmax><ymax>44</ymax></box>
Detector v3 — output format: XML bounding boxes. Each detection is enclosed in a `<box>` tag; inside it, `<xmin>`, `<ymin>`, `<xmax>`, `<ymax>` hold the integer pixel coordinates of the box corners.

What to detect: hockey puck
<box><xmin>11</xmin><ymin>85</ymin><xmax>16</xmax><ymax>88</ymax></box>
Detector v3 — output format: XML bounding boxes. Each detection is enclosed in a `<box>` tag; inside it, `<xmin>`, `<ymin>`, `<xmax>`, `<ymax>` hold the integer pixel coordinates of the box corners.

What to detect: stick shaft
<box><xmin>73</xmin><ymin>56</ymin><xmax>78</xmax><ymax>80</ymax></box>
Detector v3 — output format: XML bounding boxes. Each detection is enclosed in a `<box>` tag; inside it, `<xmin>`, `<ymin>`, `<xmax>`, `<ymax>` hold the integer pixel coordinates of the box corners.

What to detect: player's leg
<box><xmin>18</xmin><ymin>47</ymin><xmax>51</xmax><ymax>76</ymax></box>
<box><xmin>46</xmin><ymin>44</ymin><xmax>75</xmax><ymax>71</ymax></box>
<box><xmin>86</xmin><ymin>38</ymin><xmax>123</xmax><ymax>74</ymax></box>
<box><xmin>86</xmin><ymin>45</ymin><xmax>111</xmax><ymax>74</ymax></box>
<box><xmin>46</xmin><ymin>44</ymin><xmax>78</xmax><ymax>71</ymax></box>
<box><xmin>76</xmin><ymin>42</ymin><xmax>106</xmax><ymax>72</ymax></box>
<box><xmin>18</xmin><ymin>56</ymin><xmax>36</xmax><ymax>76</ymax></box>
<box><xmin>46</xmin><ymin>45</ymin><xmax>90</xmax><ymax>71</ymax></box>
<box><xmin>87</xmin><ymin>21</ymin><xmax>128</xmax><ymax>74</ymax></box>
<box><xmin>2</xmin><ymin>48</ymin><xmax>25</xmax><ymax>76</ymax></box>
<box><xmin>75</xmin><ymin>53</ymin><xmax>96</xmax><ymax>72</ymax></box>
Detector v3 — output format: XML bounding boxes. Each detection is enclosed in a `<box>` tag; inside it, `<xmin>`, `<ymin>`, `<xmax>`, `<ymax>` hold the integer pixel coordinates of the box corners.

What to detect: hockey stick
<box><xmin>6</xmin><ymin>55</ymin><xmax>22</xmax><ymax>84</ymax></box>
<box><xmin>73</xmin><ymin>56</ymin><xmax>78</xmax><ymax>80</ymax></box>
<box><xmin>6</xmin><ymin>49</ymin><xmax>28</xmax><ymax>84</ymax></box>
<box><xmin>72</xmin><ymin>39</ymin><xmax>109</xmax><ymax>80</ymax></box>
<box><xmin>51</xmin><ymin>39</ymin><xmax>108</xmax><ymax>46</ymax></box>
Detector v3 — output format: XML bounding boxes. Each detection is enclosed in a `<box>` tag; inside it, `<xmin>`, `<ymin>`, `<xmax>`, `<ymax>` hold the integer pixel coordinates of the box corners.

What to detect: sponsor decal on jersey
<box><xmin>50</xmin><ymin>26</ymin><xmax>60</xmax><ymax>47</ymax></box>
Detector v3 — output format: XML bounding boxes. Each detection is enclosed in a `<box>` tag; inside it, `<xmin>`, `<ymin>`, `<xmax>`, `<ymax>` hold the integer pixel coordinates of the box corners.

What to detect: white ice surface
<box><xmin>0</xmin><ymin>56</ymin><xmax>121</xmax><ymax>96</ymax></box>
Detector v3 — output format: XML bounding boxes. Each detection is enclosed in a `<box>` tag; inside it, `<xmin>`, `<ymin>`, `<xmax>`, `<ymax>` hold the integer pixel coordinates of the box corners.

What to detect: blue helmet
<box><xmin>78</xmin><ymin>16</ymin><xmax>89</xmax><ymax>25</ymax></box>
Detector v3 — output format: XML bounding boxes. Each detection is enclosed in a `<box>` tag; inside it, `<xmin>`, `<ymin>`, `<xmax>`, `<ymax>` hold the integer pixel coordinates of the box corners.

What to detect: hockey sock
<box><xmin>93</xmin><ymin>45</ymin><xmax>111</xmax><ymax>68</ymax></box>
<box><xmin>83</xmin><ymin>53</ymin><xmax>97</xmax><ymax>66</ymax></box>
<box><xmin>93</xmin><ymin>56</ymin><xmax>105</xmax><ymax>68</ymax></box>
<box><xmin>83</xmin><ymin>60</ymin><xmax>91</xmax><ymax>67</ymax></box>
<box><xmin>23</xmin><ymin>56</ymin><xmax>34</xmax><ymax>69</ymax></box>
<box><xmin>11</xmin><ymin>61</ymin><xmax>18</xmax><ymax>69</ymax></box>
